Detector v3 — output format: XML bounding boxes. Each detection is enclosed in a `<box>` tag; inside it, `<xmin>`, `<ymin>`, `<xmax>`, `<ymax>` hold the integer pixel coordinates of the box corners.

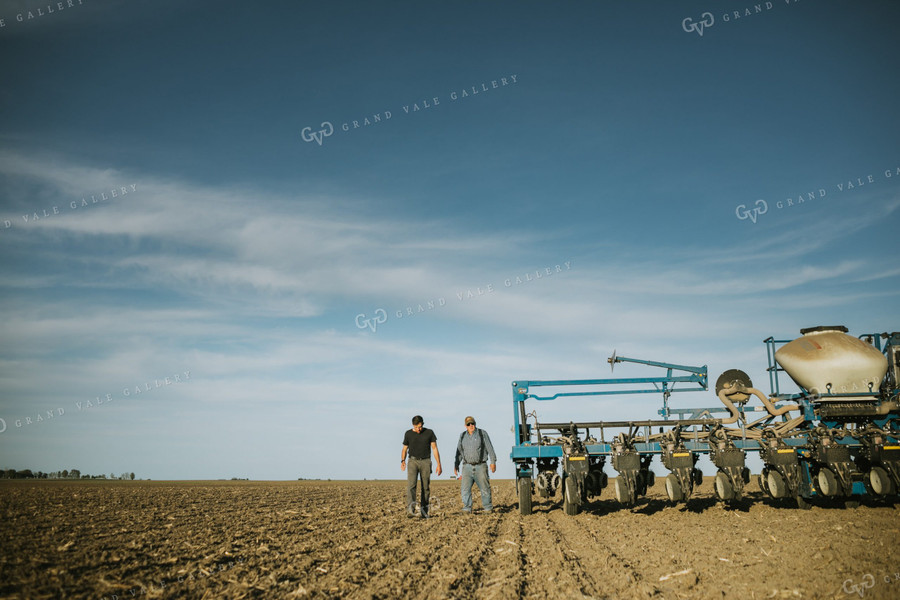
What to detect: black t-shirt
<box><xmin>403</xmin><ymin>428</ymin><xmax>437</xmax><ymax>459</ymax></box>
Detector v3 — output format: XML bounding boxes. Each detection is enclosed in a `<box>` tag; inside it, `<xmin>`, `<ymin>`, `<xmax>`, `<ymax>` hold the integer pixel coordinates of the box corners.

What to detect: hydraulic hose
<box><xmin>717</xmin><ymin>385</ymin><xmax>745</xmax><ymax>424</ymax></box>
<box><xmin>747</xmin><ymin>386</ymin><xmax>799</xmax><ymax>417</ymax></box>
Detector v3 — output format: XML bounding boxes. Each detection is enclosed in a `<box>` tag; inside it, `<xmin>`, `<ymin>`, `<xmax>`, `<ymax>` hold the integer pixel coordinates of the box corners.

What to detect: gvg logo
<box><xmin>735</xmin><ymin>199</ymin><xmax>768</xmax><ymax>224</ymax></box>
<box><xmin>301</xmin><ymin>122</ymin><xmax>334</xmax><ymax>146</ymax></box>
<box><xmin>406</xmin><ymin>495</ymin><xmax>442</xmax><ymax>517</ymax></box>
<box><xmin>355</xmin><ymin>309</ymin><xmax>387</xmax><ymax>332</ymax></box>
<box><xmin>842</xmin><ymin>574</ymin><xmax>875</xmax><ymax>597</ymax></box>
<box><xmin>682</xmin><ymin>12</ymin><xmax>714</xmax><ymax>36</ymax></box>
<box><xmin>840</xmin><ymin>572</ymin><xmax>900</xmax><ymax>598</ymax></box>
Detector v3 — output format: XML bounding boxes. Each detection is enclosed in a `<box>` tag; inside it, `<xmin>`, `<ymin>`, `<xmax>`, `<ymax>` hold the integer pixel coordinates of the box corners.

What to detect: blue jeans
<box><xmin>460</xmin><ymin>463</ymin><xmax>492</xmax><ymax>512</ymax></box>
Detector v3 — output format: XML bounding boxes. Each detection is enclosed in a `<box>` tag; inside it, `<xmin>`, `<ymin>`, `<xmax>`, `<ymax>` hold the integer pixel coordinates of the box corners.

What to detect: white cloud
<box><xmin>2</xmin><ymin>151</ymin><xmax>898</xmax><ymax>479</ymax></box>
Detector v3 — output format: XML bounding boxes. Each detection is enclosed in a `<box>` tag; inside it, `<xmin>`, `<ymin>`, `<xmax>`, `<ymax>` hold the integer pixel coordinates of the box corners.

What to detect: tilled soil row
<box><xmin>1</xmin><ymin>479</ymin><xmax>898</xmax><ymax>599</ymax></box>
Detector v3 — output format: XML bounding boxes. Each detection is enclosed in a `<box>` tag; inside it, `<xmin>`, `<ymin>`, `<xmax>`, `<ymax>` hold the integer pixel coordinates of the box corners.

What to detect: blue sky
<box><xmin>1</xmin><ymin>0</ymin><xmax>898</xmax><ymax>480</ymax></box>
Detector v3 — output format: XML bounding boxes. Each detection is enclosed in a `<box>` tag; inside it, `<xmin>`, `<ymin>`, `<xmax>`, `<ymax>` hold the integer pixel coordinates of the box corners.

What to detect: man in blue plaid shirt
<box><xmin>453</xmin><ymin>416</ymin><xmax>497</xmax><ymax>514</ymax></box>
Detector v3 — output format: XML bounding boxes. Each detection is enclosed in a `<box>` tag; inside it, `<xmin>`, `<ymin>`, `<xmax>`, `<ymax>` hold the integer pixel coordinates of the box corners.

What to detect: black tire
<box><xmin>518</xmin><ymin>478</ymin><xmax>532</xmax><ymax>516</ymax></box>
<box><xmin>585</xmin><ymin>471</ymin><xmax>599</xmax><ymax>498</ymax></box>
<box><xmin>863</xmin><ymin>472</ymin><xmax>877</xmax><ymax>496</ymax></box>
<box><xmin>563</xmin><ymin>476</ymin><xmax>580</xmax><ymax>515</ymax></box>
<box><xmin>692</xmin><ymin>468</ymin><xmax>703</xmax><ymax>487</ymax></box>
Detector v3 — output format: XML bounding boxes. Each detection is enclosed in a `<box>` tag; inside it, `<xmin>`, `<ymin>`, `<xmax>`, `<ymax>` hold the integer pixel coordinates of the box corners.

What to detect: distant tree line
<box><xmin>0</xmin><ymin>469</ymin><xmax>136</xmax><ymax>480</ymax></box>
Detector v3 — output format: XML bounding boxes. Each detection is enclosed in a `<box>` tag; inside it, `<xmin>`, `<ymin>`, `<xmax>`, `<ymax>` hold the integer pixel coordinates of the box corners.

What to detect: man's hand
<box><xmin>453</xmin><ymin>469</ymin><xmax>458</xmax><ymax>478</ymax></box>
<box><xmin>401</xmin><ymin>461</ymin><xmax>406</xmax><ymax>472</ymax></box>
<box><xmin>436</xmin><ymin>464</ymin><xmax>443</xmax><ymax>476</ymax></box>
<box><xmin>490</xmin><ymin>464</ymin><xmax>497</xmax><ymax>474</ymax></box>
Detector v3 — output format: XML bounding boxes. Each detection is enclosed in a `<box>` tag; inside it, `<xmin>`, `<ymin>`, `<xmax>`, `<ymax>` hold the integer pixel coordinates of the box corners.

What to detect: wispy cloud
<box><xmin>2</xmin><ymin>150</ymin><xmax>897</xmax><ymax>479</ymax></box>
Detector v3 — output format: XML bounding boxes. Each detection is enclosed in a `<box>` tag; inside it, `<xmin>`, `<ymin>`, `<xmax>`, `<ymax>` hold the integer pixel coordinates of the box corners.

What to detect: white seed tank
<box><xmin>774</xmin><ymin>326</ymin><xmax>888</xmax><ymax>395</ymax></box>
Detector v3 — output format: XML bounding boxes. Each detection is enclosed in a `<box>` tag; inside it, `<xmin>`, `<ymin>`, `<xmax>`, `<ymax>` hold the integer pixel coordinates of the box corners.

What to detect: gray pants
<box><xmin>406</xmin><ymin>457</ymin><xmax>432</xmax><ymax>517</ymax></box>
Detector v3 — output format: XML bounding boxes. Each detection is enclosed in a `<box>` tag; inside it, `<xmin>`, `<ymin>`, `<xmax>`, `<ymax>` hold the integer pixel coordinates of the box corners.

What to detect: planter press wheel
<box><xmin>766</xmin><ymin>470</ymin><xmax>788</xmax><ymax>499</ymax></box>
<box><xmin>714</xmin><ymin>471</ymin><xmax>734</xmax><ymax>501</ymax></box>
<box><xmin>665</xmin><ymin>473</ymin><xmax>683</xmax><ymax>503</ymax></box>
<box><xmin>518</xmin><ymin>477</ymin><xmax>532</xmax><ymax>516</ymax></box>
<box><xmin>614</xmin><ymin>477</ymin><xmax>634</xmax><ymax>507</ymax></box>
<box><xmin>817</xmin><ymin>468</ymin><xmax>839</xmax><ymax>497</ymax></box>
<box><xmin>563</xmin><ymin>476</ymin><xmax>580</xmax><ymax>516</ymax></box>
<box><xmin>870</xmin><ymin>466</ymin><xmax>895</xmax><ymax>496</ymax></box>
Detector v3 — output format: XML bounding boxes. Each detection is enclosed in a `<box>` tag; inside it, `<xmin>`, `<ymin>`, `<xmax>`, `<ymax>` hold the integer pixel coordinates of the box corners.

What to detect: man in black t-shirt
<box><xmin>401</xmin><ymin>415</ymin><xmax>443</xmax><ymax>518</ymax></box>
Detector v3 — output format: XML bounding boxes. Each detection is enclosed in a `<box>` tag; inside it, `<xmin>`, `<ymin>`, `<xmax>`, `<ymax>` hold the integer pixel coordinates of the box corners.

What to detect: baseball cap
<box><xmin>464</xmin><ymin>416</ymin><xmax>476</xmax><ymax>425</ymax></box>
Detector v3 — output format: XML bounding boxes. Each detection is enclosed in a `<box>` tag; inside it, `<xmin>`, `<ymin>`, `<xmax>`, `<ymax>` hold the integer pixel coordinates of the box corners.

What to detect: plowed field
<box><xmin>1</xmin><ymin>479</ymin><xmax>897</xmax><ymax>599</ymax></box>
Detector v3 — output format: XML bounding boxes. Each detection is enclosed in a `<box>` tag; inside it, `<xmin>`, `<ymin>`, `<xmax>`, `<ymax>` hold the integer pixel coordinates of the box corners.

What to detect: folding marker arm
<box><xmin>512</xmin><ymin>354</ymin><xmax>709</xmax><ymax>446</ymax></box>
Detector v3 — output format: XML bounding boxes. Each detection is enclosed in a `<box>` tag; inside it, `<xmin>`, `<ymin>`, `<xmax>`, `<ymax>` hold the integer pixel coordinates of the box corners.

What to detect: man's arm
<box><xmin>431</xmin><ymin>441</ymin><xmax>442</xmax><ymax>476</ymax></box>
<box><xmin>401</xmin><ymin>444</ymin><xmax>408</xmax><ymax>471</ymax></box>
<box><xmin>484</xmin><ymin>431</ymin><xmax>498</xmax><ymax>473</ymax></box>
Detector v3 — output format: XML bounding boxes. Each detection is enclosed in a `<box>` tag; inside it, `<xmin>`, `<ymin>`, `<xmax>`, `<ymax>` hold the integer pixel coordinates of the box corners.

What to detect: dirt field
<box><xmin>1</xmin><ymin>479</ymin><xmax>898</xmax><ymax>600</ymax></box>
